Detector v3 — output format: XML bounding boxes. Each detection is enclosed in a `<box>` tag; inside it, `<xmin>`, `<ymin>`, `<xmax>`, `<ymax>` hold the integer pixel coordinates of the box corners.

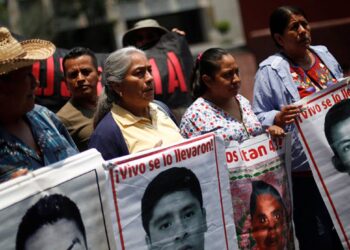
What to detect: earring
<box><xmin>119</xmin><ymin>92</ymin><xmax>123</xmax><ymax>97</ymax></box>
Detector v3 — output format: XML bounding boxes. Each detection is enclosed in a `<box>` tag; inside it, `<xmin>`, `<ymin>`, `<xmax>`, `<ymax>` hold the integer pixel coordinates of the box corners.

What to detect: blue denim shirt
<box><xmin>253</xmin><ymin>45</ymin><xmax>343</xmax><ymax>171</ymax></box>
<box><xmin>0</xmin><ymin>105</ymin><xmax>78</xmax><ymax>182</ymax></box>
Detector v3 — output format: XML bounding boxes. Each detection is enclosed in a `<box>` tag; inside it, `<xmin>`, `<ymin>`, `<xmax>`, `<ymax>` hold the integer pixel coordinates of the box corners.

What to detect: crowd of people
<box><xmin>0</xmin><ymin>5</ymin><xmax>346</xmax><ymax>250</ymax></box>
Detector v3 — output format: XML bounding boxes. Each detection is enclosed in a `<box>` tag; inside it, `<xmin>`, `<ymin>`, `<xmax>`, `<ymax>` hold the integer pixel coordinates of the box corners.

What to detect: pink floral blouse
<box><xmin>180</xmin><ymin>95</ymin><xmax>263</xmax><ymax>144</ymax></box>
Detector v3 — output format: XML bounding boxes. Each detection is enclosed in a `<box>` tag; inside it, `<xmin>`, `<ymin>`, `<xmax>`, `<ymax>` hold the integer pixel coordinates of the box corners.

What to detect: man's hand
<box><xmin>171</xmin><ymin>28</ymin><xmax>186</xmax><ymax>36</ymax></box>
<box><xmin>11</xmin><ymin>168</ymin><xmax>29</xmax><ymax>179</ymax></box>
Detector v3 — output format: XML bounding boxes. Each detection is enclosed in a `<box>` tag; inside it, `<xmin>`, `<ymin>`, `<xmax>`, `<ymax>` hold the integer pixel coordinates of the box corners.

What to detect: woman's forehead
<box><xmin>129</xmin><ymin>53</ymin><xmax>149</xmax><ymax>69</ymax></box>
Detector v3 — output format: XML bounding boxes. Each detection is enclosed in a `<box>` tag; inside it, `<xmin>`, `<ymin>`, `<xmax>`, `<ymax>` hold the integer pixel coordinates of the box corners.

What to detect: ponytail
<box><xmin>190</xmin><ymin>48</ymin><xmax>230</xmax><ymax>99</ymax></box>
<box><xmin>93</xmin><ymin>87</ymin><xmax>113</xmax><ymax>128</ymax></box>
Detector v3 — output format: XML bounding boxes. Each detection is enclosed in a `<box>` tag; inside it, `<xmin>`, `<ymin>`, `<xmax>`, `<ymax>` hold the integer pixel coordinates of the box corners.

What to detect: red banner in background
<box><xmin>33</xmin><ymin>32</ymin><xmax>193</xmax><ymax>113</ymax></box>
<box><xmin>33</xmin><ymin>48</ymin><xmax>107</xmax><ymax>112</ymax></box>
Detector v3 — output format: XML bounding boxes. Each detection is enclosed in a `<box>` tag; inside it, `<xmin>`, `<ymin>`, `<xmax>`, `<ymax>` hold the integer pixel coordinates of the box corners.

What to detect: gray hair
<box><xmin>105</xmin><ymin>46</ymin><xmax>145</xmax><ymax>84</ymax></box>
<box><xmin>94</xmin><ymin>46</ymin><xmax>146</xmax><ymax>128</ymax></box>
<box><xmin>104</xmin><ymin>46</ymin><xmax>145</xmax><ymax>103</ymax></box>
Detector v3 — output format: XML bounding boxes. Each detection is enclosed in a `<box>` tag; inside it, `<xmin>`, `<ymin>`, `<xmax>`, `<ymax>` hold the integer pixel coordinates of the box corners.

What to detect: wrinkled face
<box><xmin>64</xmin><ymin>55</ymin><xmax>100</xmax><ymax>101</ymax></box>
<box><xmin>146</xmin><ymin>190</ymin><xmax>207</xmax><ymax>250</ymax></box>
<box><xmin>115</xmin><ymin>52</ymin><xmax>154</xmax><ymax>109</ymax></box>
<box><xmin>131</xmin><ymin>28</ymin><xmax>162</xmax><ymax>49</ymax></box>
<box><xmin>204</xmin><ymin>54</ymin><xmax>240</xmax><ymax>100</ymax></box>
<box><xmin>331</xmin><ymin>117</ymin><xmax>350</xmax><ymax>172</ymax></box>
<box><xmin>24</xmin><ymin>218</ymin><xmax>87</xmax><ymax>250</ymax></box>
<box><xmin>0</xmin><ymin>66</ymin><xmax>37</xmax><ymax>117</ymax></box>
<box><xmin>276</xmin><ymin>14</ymin><xmax>311</xmax><ymax>56</ymax></box>
<box><xmin>251</xmin><ymin>194</ymin><xmax>285</xmax><ymax>250</ymax></box>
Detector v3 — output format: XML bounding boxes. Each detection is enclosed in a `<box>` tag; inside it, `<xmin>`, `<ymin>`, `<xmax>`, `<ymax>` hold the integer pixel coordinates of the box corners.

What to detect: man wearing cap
<box><xmin>0</xmin><ymin>27</ymin><xmax>78</xmax><ymax>183</ymax></box>
<box><xmin>122</xmin><ymin>19</ymin><xmax>193</xmax><ymax>122</ymax></box>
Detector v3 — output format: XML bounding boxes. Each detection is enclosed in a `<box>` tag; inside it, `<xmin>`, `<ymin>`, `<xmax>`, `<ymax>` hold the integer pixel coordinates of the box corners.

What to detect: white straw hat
<box><xmin>0</xmin><ymin>27</ymin><xmax>55</xmax><ymax>75</ymax></box>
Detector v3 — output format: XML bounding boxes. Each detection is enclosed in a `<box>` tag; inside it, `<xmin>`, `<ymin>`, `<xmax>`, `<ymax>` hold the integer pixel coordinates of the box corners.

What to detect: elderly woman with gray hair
<box><xmin>88</xmin><ymin>47</ymin><xmax>182</xmax><ymax>160</ymax></box>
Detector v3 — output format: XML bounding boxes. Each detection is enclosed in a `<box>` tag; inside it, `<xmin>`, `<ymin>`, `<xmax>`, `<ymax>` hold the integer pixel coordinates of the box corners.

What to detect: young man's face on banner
<box><xmin>251</xmin><ymin>194</ymin><xmax>286</xmax><ymax>250</ymax></box>
<box><xmin>331</xmin><ymin>116</ymin><xmax>350</xmax><ymax>173</ymax></box>
<box><xmin>24</xmin><ymin>218</ymin><xmax>87</xmax><ymax>250</ymax></box>
<box><xmin>146</xmin><ymin>190</ymin><xmax>207</xmax><ymax>250</ymax></box>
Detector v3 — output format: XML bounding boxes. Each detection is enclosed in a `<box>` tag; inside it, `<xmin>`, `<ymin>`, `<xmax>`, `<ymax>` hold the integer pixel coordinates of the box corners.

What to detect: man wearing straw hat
<box><xmin>0</xmin><ymin>27</ymin><xmax>78</xmax><ymax>183</ymax></box>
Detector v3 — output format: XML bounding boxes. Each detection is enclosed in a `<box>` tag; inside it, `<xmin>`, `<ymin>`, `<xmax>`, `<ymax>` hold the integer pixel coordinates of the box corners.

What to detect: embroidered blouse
<box><xmin>290</xmin><ymin>53</ymin><xmax>337</xmax><ymax>98</ymax></box>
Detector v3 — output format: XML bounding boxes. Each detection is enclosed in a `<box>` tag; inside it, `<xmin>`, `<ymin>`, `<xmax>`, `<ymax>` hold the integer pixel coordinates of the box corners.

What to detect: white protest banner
<box><xmin>0</xmin><ymin>149</ymin><xmax>117</xmax><ymax>250</ymax></box>
<box><xmin>295</xmin><ymin>77</ymin><xmax>350</xmax><ymax>249</ymax></box>
<box><xmin>107</xmin><ymin>133</ymin><xmax>238</xmax><ymax>250</ymax></box>
<box><xmin>226</xmin><ymin>134</ymin><xmax>295</xmax><ymax>250</ymax></box>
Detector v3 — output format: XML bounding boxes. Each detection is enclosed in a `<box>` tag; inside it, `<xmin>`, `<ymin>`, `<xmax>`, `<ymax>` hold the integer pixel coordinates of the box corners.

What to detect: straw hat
<box><xmin>0</xmin><ymin>27</ymin><xmax>55</xmax><ymax>75</ymax></box>
<box><xmin>122</xmin><ymin>19</ymin><xmax>168</xmax><ymax>47</ymax></box>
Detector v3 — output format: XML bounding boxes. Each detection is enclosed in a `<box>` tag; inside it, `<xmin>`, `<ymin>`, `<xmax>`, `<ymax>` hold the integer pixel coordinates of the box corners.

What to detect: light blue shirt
<box><xmin>253</xmin><ymin>45</ymin><xmax>343</xmax><ymax>171</ymax></box>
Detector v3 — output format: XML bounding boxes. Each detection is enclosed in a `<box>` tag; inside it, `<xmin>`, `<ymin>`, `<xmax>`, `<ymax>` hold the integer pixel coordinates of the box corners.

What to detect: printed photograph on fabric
<box><xmin>226</xmin><ymin>134</ymin><xmax>294</xmax><ymax>250</ymax></box>
<box><xmin>141</xmin><ymin>167</ymin><xmax>207</xmax><ymax>250</ymax></box>
<box><xmin>0</xmin><ymin>170</ymin><xmax>112</xmax><ymax>250</ymax></box>
<box><xmin>16</xmin><ymin>194</ymin><xmax>88</xmax><ymax>250</ymax></box>
<box><xmin>294</xmin><ymin>79</ymin><xmax>350</xmax><ymax>247</ymax></box>
<box><xmin>231</xmin><ymin>173</ymin><xmax>292</xmax><ymax>250</ymax></box>
<box><xmin>324</xmin><ymin>98</ymin><xmax>350</xmax><ymax>175</ymax></box>
<box><xmin>250</xmin><ymin>180</ymin><xmax>288</xmax><ymax>250</ymax></box>
<box><xmin>109</xmin><ymin>135</ymin><xmax>235</xmax><ymax>250</ymax></box>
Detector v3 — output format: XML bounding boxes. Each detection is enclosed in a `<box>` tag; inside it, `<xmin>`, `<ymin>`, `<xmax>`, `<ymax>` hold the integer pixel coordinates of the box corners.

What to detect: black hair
<box><xmin>250</xmin><ymin>180</ymin><xmax>286</xmax><ymax>219</ymax></box>
<box><xmin>324</xmin><ymin>99</ymin><xmax>350</xmax><ymax>172</ymax></box>
<box><xmin>191</xmin><ymin>48</ymin><xmax>231</xmax><ymax>99</ymax></box>
<box><xmin>0</xmin><ymin>72</ymin><xmax>11</xmax><ymax>82</ymax></box>
<box><xmin>269</xmin><ymin>6</ymin><xmax>307</xmax><ymax>48</ymax></box>
<box><xmin>62</xmin><ymin>47</ymin><xmax>98</xmax><ymax>75</ymax></box>
<box><xmin>141</xmin><ymin>167</ymin><xmax>203</xmax><ymax>237</ymax></box>
<box><xmin>16</xmin><ymin>194</ymin><xmax>87</xmax><ymax>250</ymax></box>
